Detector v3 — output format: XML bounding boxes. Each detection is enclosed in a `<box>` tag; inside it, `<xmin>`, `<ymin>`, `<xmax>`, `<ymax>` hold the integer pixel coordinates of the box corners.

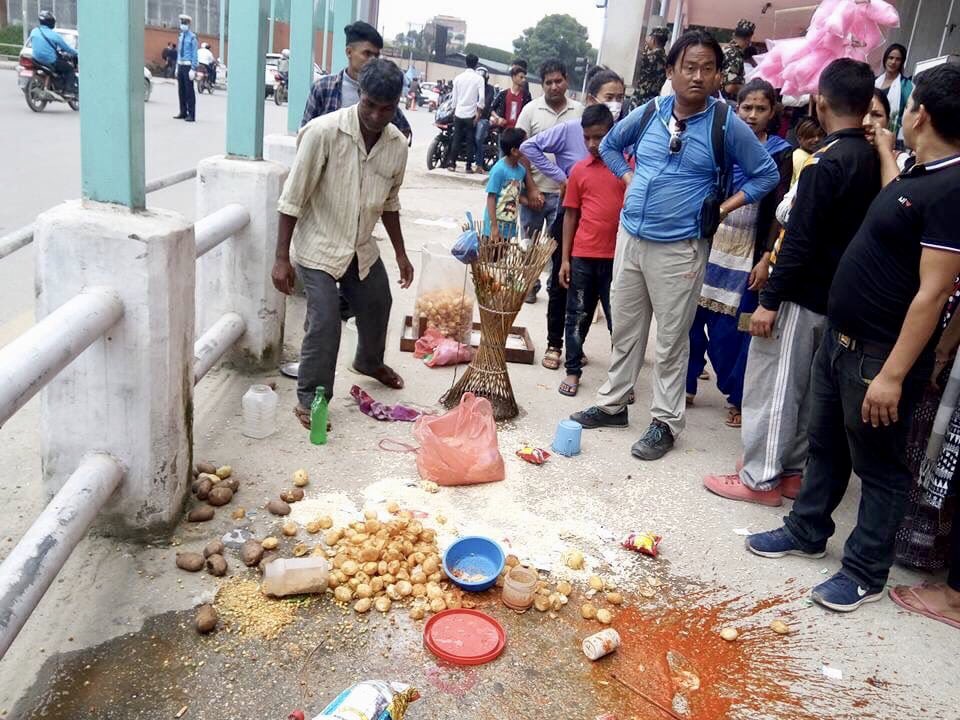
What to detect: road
<box><xmin>0</xmin><ymin>72</ymin><xmax>438</xmax><ymax>344</ymax></box>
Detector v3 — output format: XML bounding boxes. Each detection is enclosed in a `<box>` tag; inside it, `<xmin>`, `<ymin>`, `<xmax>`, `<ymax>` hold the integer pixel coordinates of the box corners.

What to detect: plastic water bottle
<box><xmin>310</xmin><ymin>386</ymin><xmax>328</xmax><ymax>445</ymax></box>
<box><xmin>261</xmin><ymin>557</ymin><xmax>329</xmax><ymax>597</ymax></box>
<box><xmin>241</xmin><ymin>384</ymin><xmax>278</xmax><ymax>438</ymax></box>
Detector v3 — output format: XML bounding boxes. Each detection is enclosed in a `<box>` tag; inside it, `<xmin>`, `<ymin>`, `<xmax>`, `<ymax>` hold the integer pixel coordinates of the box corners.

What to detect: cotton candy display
<box><xmin>753</xmin><ymin>0</ymin><xmax>899</xmax><ymax>97</ymax></box>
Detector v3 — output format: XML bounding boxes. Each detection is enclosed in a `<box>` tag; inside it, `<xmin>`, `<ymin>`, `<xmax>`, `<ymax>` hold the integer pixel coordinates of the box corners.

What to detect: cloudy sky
<box><xmin>378</xmin><ymin>0</ymin><xmax>607</xmax><ymax>52</ymax></box>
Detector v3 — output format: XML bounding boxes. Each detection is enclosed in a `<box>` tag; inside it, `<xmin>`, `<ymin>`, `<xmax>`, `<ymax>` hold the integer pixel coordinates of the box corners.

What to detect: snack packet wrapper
<box><xmin>312</xmin><ymin>680</ymin><xmax>420</xmax><ymax>720</ymax></box>
<box><xmin>621</xmin><ymin>531</ymin><xmax>662</xmax><ymax>558</ymax></box>
<box><xmin>516</xmin><ymin>445</ymin><xmax>550</xmax><ymax>465</ymax></box>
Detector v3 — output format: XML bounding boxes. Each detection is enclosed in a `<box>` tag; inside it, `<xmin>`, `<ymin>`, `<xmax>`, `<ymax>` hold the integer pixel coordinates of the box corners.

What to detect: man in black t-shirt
<box><xmin>747</xmin><ymin>63</ymin><xmax>960</xmax><ymax>613</ymax></box>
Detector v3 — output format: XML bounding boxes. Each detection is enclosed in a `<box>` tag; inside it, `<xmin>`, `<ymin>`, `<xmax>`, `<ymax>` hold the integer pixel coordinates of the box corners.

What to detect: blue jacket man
<box><xmin>571</xmin><ymin>31</ymin><xmax>779</xmax><ymax>463</ymax></box>
<box><xmin>29</xmin><ymin>11</ymin><xmax>77</xmax><ymax>96</ymax></box>
<box><xmin>174</xmin><ymin>14</ymin><xmax>198</xmax><ymax>122</ymax></box>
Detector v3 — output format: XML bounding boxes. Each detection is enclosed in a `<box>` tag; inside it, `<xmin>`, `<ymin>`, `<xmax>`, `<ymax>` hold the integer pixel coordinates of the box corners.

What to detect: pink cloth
<box><xmin>349</xmin><ymin>385</ymin><xmax>422</xmax><ymax>422</ymax></box>
<box><xmin>754</xmin><ymin>0</ymin><xmax>899</xmax><ymax>96</ymax></box>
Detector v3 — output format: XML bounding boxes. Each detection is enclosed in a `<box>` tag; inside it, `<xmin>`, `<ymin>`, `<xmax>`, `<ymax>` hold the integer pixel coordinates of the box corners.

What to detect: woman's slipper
<box><xmin>725</xmin><ymin>407</ymin><xmax>742</xmax><ymax>428</ymax></box>
<box><xmin>559</xmin><ymin>378</ymin><xmax>579</xmax><ymax>397</ymax></box>
<box><xmin>889</xmin><ymin>584</ymin><xmax>960</xmax><ymax>630</ymax></box>
<box><xmin>542</xmin><ymin>347</ymin><xmax>562</xmax><ymax>370</ymax></box>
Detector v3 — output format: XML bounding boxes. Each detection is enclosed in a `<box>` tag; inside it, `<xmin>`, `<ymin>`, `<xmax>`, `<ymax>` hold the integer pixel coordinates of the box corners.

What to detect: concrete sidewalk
<box><xmin>1</xmin><ymin>155</ymin><xmax>957</xmax><ymax>720</ymax></box>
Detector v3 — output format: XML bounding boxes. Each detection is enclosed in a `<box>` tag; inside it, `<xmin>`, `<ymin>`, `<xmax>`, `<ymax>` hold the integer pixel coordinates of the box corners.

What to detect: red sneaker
<box><xmin>780</xmin><ymin>472</ymin><xmax>803</xmax><ymax>500</ymax></box>
<box><xmin>703</xmin><ymin>473</ymin><xmax>783</xmax><ymax>507</ymax></box>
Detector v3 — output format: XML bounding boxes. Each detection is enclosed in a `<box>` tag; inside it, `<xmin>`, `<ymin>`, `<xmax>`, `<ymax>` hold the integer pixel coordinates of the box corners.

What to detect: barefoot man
<box><xmin>273</xmin><ymin>58</ymin><xmax>414</xmax><ymax>430</ymax></box>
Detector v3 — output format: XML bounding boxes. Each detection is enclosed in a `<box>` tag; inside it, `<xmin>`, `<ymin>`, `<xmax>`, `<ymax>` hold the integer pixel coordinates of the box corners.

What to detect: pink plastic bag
<box><xmin>412</xmin><ymin>393</ymin><xmax>505</xmax><ymax>486</ymax></box>
<box><xmin>425</xmin><ymin>338</ymin><xmax>473</xmax><ymax>367</ymax></box>
<box><xmin>413</xmin><ymin>328</ymin><xmax>446</xmax><ymax>359</ymax></box>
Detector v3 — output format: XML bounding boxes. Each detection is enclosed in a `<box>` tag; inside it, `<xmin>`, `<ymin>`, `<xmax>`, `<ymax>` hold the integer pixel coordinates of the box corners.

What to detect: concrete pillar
<box><xmin>330</xmin><ymin>0</ymin><xmax>356</xmax><ymax>75</ymax></box>
<box><xmin>33</xmin><ymin>201</ymin><xmax>195</xmax><ymax>538</ymax></box>
<box><xmin>196</xmin><ymin>156</ymin><xmax>288</xmax><ymax>370</ymax></box>
<box><xmin>77</xmin><ymin>0</ymin><xmax>146</xmax><ymax>209</ymax></box>
<box><xmin>600</xmin><ymin>0</ymin><xmax>650</xmax><ymax>89</ymax></box>
<box><xmin>264</xmin><ymin>134</ymin><xmax>298</xmax><ymax>168</ymax></box>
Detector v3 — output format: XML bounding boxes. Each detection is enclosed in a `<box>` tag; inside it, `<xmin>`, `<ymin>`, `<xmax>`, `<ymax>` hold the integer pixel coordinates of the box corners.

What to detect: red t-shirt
<box><xmin>503</xmin><ymin>89</ymin><xmax>525</xmax><ymax>128</ymax></box>
<box><xmin>562</xmin><ymin>155</ymin><xmax>625</xmax><ymax>258</ymax></box>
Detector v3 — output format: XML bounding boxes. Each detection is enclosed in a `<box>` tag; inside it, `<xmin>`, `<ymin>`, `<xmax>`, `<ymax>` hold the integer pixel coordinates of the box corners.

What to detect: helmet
<box><xmin>39</xmin><ymin>10</ymin><xmax>56</xmax><ymax>28</ymax></box>
<box><xmin>178</xmin><ymin>14</ymin><xmax>192</xmax><ymax>25</ymax></box>
<box><xmin>202</xmin><ymin>42</ymin><xmax>211</xmax><ymax>49</ymax></box>
<box><xmin>281</xmin><ymin>49</ymin><xmax>290</xmax><ymax>58</ymax></box>
<box><xmin>476</xmin><ymin>66</ymin><xmax>489</xmax><ymax>79</ymax></box>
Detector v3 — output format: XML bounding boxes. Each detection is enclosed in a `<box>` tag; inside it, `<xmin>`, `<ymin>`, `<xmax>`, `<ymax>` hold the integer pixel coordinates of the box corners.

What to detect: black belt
<box><xmin>833</xmin><ymin>329</ymin><xmax>894</xmax><ymax>358</ymax></box>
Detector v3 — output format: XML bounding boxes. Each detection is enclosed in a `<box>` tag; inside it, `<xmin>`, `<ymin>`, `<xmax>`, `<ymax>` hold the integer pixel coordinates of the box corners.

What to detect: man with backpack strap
<box><xmin>570</xmin><ymin>31</ymin><xmax>778</xmax><ymax>461</ymax></box>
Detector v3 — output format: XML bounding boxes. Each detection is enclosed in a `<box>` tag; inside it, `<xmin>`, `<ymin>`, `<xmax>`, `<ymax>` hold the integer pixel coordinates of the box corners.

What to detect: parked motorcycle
<box><xmin>273</xmin><ymin>71</ymin><xmax>288</xmax><ymax>105</ymax></box>
<box><xmin>195</xmin><ymin>64</ymin><xmax>215</xmax><ymax>94</ymax></box>
<box><xmin>426</xmin><ymin>96</ymin><xmax>498</xmax><ymax>172</ymax></box>
<box><xmin>22</xmin><ymin>55</ymin><xmax>78</xmax><ymax>112</ymax></box>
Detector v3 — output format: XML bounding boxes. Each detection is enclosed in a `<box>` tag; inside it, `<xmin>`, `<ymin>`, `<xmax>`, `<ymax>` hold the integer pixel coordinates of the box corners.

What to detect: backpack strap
<box><xmin>636</xmin><ymin>99</ymin><xmax>658</xmax><ymax>142</ymax></box>
<box><xmin>711</xmin><ymin>101</ymin><xmax>731</xmax><ymax>194</ymax></box>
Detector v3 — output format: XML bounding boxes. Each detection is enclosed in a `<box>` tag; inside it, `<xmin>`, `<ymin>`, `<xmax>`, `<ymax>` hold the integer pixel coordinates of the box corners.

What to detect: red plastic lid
<box><xmin>423</xmin><ymin>609</ymin><xmax>506</xmax><ymax>666</ymax></box>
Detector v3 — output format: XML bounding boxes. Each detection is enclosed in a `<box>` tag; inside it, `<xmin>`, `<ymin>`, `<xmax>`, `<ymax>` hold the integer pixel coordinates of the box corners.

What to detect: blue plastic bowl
<box><xmin>442</xmin><ymin>536</ymin><xmax>505</xmax><ymax>592</ymax></box>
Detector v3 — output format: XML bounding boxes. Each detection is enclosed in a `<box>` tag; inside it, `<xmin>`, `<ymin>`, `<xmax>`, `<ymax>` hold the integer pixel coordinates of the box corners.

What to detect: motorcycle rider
<box><xmin>474</xmin><ymin>66</ymin><xmax>495</xmax><ymax>172</ymax></box>
<box><xmin>29</xmin><ymin>11</ymin><xmax>77</xmax><ymax>98</ymax></box>
<box><xmin>174</xmin><ymin>14</ymin><xmax>198</xmax><ymax>122</ymax></box>
<box><xmin>198</xmin><ymin>42</ymin><xmax>217</xmax><ymax>86</ymax></box>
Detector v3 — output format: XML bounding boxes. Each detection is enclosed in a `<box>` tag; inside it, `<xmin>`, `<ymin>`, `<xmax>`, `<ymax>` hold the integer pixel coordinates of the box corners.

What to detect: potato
<box><xmin>231</xmin><ymin>507</ymin><xmax>246</xmax><ymax>520</ymax></box>
<box><xmin>556</xmin><ymin>581</ymin><xmax>573</xmax><ymax>596</ymax></box>
<box><xmin>282</xmin><ymin>522</ymin><xmax>298</xmax><ymax>537</ymax></box>
<box><xmin>196</xmin><ymin>461</ymin><xmax>217</xmax><ymax>475</ymax></box>
<box><xmin>720</xmin><ymin>627</ymin><xmax>739</xmax><ymax>642</ymax></box>
<box><xmin>197</xmin><ymin>472</ymin><xmax>221</xmax><ymax>486</ymax></box>
<box><xmin>293</xmin><ymin>543</ymin><xmax>309</xmax><ymax>557</ymax></box>
<box><xmin>266</xmin><ymin>499</ymin><xmax>291</xmax><ymax>516</ymax></box>
<box><xmin>306</xmin><ymin>521</ymin><xmax>322</xmax><ymax>534</ymax></box>
<box><xmin>195</xmin><ymin>603</ymin><xmax>218</xmax><ymax>633</ymax></box>
<box><xmin>195</xmin><ymin>478</ymin><xmax>213</xmax><ymax>501</ymax></box>
<box><xmin>566</xmin><ymin>550</ymin><xmax>585</xmax><ymax>570</ymax></box>
<box><xmin>207</xmin><ymin>486</ymin><xmax>233</xmax><ymax>507</ymax></box>
<box><xmin>176</xmin><ymin>552</ymin><xmax>205</xmax><ymax>572</ymax></box>
<box><xmin>580</xmin><ymin>603</ymin><xmax>597</xmax><ymax>620</ymax></box>
<box><xmin>215</xmin><ymin>465</ymin><xmax>232</xmax><ymax>479</ymax></box>
<box><xmin>187</xmin><ymin>506</ymin><xmax>215</xmax><ymax>522</ymax></box>
<box><xmin>241</xmin><ymin>540</ymin><xmax>264</xmax><ymax>567</ymax></box>
<box><xmin>292</xmin><ymin>469</ymin><xmax>309</xmax><ymax>487</ymax></box>
<box><xmin>375</xmin><ymin>596</ymin><xmax>393</xmax><ymax>613</ymax></box>
<box><xmin>206</xmin><ymin>554</ymin><xmax>227</xmax><ymax>577</ymax></box>
<box><xmin>280</xmin><ymin>488</ymin><xmax>305</xmax><ymax>504</ymax></box>
<box><xmin>606</xmin><ymin>592</ymin><xmax>624</xmax><ymax>606</ymax></box>
<box><xmin>354</xmin><ymin>598</ymin><xmax>372</xmax><ymax>613</ymax></box>
<box><xmin>222</xmin><ymin>477</ymin><xmax>240</xmax><ymax>493</ymax></box>
<box><xmin>597</xmin><ymin>609</ymin><xmax>614</xmax><ymax>624</ymax></box>
<box><xmin>318</xmin><ymin>515</ymin><xmax>334</xmax><ymax>530</ymax></box>
<box><xmin>261</xmin><ymin>536</ymin><xmax>279</xmax><ymax>551</ymax></box>
<box><xmin>203</xmin><ymin>540</ymin><xmax>225</xmax><ymax>558</ymax></box>
<box><xmin>334</xmin><ymin>586</ymin><xmax>353</xmax><ymax>603</ymax></box>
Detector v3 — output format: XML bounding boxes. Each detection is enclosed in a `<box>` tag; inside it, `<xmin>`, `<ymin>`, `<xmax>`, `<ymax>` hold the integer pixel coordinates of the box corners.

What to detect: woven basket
<box><xmin>441</xmin><ymin>223</ymin><xmax>556</xmax><ymax>420</ymax></box>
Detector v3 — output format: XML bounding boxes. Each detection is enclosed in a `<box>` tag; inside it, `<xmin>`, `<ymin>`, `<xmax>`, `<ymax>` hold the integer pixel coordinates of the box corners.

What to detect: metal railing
<box><xmin>0</xmin><ymin>168</ymin><xmax>198</xmax><ymax>262</ymax></box>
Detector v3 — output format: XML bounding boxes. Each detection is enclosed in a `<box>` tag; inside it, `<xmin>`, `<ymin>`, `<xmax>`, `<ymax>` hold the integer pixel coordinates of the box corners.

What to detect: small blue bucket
<box><xmin>442</xmin><ymin>536</ymin><xmax>505</xmax><ymax>592</ymax></box>
<box><xmin>552</xmin><ymin>419</ymin><xmax>583</xmax><ymax>457</ymax></box>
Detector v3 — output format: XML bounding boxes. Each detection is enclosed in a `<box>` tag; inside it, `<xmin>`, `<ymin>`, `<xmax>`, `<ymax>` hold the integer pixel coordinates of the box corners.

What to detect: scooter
<box><xmin>21</xmin><ymin>55</ymin><xmax>78</xmax><ymax>112</ymax></box>
<box><xmin>273</xmin><ymin>71</ymin><xmax>288</xmax><ymax>105</ymax></box>
<box><xmin>426</xmin><ymin>96</ymin><xmax>498</xmax><ymax>172</ymax></box>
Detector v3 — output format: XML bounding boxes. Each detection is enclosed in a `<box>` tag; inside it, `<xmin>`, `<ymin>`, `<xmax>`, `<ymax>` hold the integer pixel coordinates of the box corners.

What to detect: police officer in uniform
<box><xmin>629</xmin><ymin>26</ymin><xmax>670</xmax><ymax>111</ymax></box>
<box><xmin>722</xmin><ymin>19</ymin><xmax>756</xmax><ymax>102</ymax></box>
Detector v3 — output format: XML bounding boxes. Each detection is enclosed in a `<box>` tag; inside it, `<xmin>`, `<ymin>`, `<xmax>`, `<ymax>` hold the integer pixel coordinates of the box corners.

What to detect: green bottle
<box><xmin>310</xmin><ymin>387</ymin><xmax>328</xmax><ymax>445</ymax></box>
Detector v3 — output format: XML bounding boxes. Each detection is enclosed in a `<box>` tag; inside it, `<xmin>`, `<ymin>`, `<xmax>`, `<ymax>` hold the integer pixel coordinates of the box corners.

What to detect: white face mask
<box><xmin>604</xmin><ymin>100</ymin><xmax>622</xmax><ymax>118</ymax></box>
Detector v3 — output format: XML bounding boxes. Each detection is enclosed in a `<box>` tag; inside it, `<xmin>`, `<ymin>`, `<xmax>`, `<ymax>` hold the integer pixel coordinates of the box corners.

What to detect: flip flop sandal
<box><xmin>889</xmin><ymin>586</ymin><xmax>960</xmax><ymax>629</ymax></box>
<box><xmin>627</xmin><ymin>391</ymin><xmax>635</xmax><ymax>405</ymax></box>
<box><xmin>357</xmin><ymin>364</ymin><xmax>404</xmax><ymax>389</ymax></box>
<box><xmin>725</xmin><ymin>408</ymin><xmax>742</xmax><ymax>428</ymax></box>
<box><xmin>293</xmin><ymin>405</ymin><xmax>332</xmax><ymax>432</ymax></box>
<box><xmin>542</xmin><ymin>348</ymin><xmax>562</xmax><ymax>370</ymax></box>
<box><xmin>699</xmin><ymin>370</ymin><xmax>710</xmax><ymax>380</ymax></box>
<box><xmin>558</xmin><ymin>380</ymin><xmax>579</xmax><ymax>397</ymax></box>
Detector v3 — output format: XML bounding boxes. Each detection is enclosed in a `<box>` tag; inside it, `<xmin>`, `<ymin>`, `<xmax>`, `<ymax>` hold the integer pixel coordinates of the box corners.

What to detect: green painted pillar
<box><xmin>226</xmin><ymin>0</ymin><xmax>269</xmax><ymax>159</ymax></box>
<box><xmin>330</xmin><ymin>0</ymin><xmax>356</xmax><ymax>75</ymax></box>
<box><xmin>319</xmin><ymin>0</ymin><xmax>330</xmax><ymax>71</ymax></box>
<box><xmin>268</xmin><ymin>0</ymin><xmax>276</xmax><ymax>53</ymax></box>
<box><xmin>219</xmin><ymin>0</ymin><xmax>228</xmax><ymax>64</ymax></box>
<box><xmin>288</xmin><ymin>0</ymin><xmax>316</xmax><ymax>135</ymax></box>
<box><xmin>77</xmin><ymin>0</ymin><xmax>145</xmax><ymax>209</ymax></box>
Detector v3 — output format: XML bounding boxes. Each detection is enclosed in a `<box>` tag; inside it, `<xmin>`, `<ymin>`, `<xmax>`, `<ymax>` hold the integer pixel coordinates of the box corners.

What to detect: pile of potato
<box><xmin>316</xmin><ymin>506</ymin><xmax>468</xmax><ymax>619</ymax></box>
<box><xmin>414</xmin><ymin>288</ymin><xmax>474</xmax><ymax>342</ymax></box>
<box><xmin>187</xmin><ymin>462</ymin><xmax>238</xmax><ymax>522</ymax></box>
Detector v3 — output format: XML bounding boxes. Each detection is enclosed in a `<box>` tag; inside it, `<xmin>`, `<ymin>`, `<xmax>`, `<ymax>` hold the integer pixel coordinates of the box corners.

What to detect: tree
<box><xmin>513</xmin><ymin>14</ymin><xmax>595</xmax><ymax>86</ymax></box>
<box><xmin>464</xmin><ymin>43</ymin><xmax>513</xmax><ymax>66</ymax></box>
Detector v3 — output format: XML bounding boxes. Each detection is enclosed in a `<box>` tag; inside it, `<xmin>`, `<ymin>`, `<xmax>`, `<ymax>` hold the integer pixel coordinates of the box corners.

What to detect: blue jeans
<box><xmin>564</xmin><ymin>258</ymin><xmax>613</xmax><ymax>376</ymax></box>
<box><xmin>474</xmin><ymin>118</ymin><xmax>490</xmax><ymax>168</ymax></box>
<box><xmin>519</xmin><ymin>192</ymin><xmax>560</xmax><ymax>238</ymax></box>
<box><xmin>783</xmin><ymin>329</ymin><xmax>927</xmax><ymax>590</ymax></box>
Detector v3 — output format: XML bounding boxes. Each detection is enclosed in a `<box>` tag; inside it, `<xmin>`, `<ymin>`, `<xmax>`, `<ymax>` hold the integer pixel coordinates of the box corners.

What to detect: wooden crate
<box><xmin>399</xmin><ymin>315</ymin><xmax>535</xmax><ymax>365</ymax></box>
